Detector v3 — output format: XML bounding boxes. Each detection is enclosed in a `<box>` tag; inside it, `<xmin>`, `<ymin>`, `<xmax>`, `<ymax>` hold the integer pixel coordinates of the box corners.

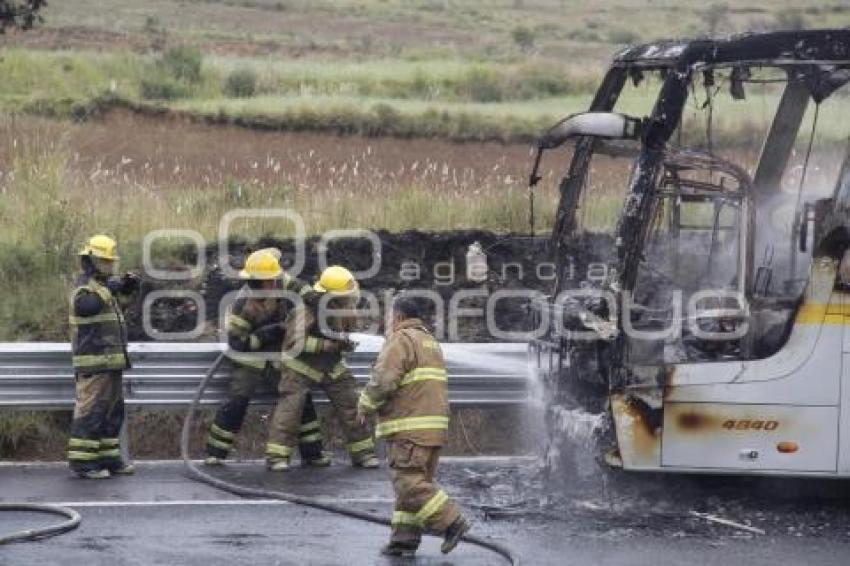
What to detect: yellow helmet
<box><xmin>256</xmin><ymin>247</ymin><xmax>282</xmax><ymax>261</ymax></box>
<box><xmin>78</xmin><ymin>234</ymin><xmax>119</xmax><ymax>260</ymax></box>
<box><xmin>239</xmin><ymin>249</ymin><xmax>283</xmax><ymax>280</ymax></box>
<box><xmin>314</xmin><ymin>265</ymin><xmax>358</xmax><ymax>296</ymax></box>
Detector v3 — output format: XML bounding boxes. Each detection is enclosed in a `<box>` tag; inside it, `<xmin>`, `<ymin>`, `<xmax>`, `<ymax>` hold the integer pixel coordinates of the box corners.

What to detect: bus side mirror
<box><xmin>538</xmin><ymin>112</ymin><xmax>643</xmax><ymax>150</ymax></box>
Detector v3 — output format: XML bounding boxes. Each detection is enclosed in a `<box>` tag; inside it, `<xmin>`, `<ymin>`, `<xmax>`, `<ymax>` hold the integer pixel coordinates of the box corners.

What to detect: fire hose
<box><xmin>0</xmin><ymin>503</ymin><xmax>81</xmax><ymax>545</ymax></box>
<box><xmin>181</xmin><ymin>353</ymin><xmax>521</xmax><ymax>565</ymax></box>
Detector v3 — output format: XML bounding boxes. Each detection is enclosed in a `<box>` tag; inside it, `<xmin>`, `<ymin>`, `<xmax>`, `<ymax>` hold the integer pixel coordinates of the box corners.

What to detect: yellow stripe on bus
<box><xmin>795</xmin><ymin>302</ymin><xmax>850</xmax><ymax>324</ymax></box>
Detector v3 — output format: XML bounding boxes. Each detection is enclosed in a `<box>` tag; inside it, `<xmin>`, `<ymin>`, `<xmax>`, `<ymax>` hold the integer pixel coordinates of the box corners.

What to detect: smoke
<box><xmin>754</xmin><ymin>147</ymin><xmax>845</xmax><ymax>296</ymax></box>
<box><xmin>544</xmin><ymin>405</ymin><xmax>606</xmax><ymax>481</ymax></box>
<box><xmin>526</xmin><ymin>358</ymin><xmax>609</xmax><ymax>497</ymax></box>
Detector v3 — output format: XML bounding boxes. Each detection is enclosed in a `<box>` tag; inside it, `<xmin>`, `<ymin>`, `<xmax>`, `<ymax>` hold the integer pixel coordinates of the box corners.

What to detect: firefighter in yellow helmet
<box><xmin>266</xmin><ymin>265</ymin><xmax>378</xmax><ymax>471</ymax></box>
<box><xmin>67</xmin><ymin>235</ymin><xmax>140</xmax><ymax>479</ymax></box>
<box><xmin>205</xmin><ymin>248</ymin><xmax>330</xmax><ymax>467</ymax></box>
<box><xmin>357</xmin><ymin>294</ymin><xmax>471</xmax><ymax>557</ymax></box>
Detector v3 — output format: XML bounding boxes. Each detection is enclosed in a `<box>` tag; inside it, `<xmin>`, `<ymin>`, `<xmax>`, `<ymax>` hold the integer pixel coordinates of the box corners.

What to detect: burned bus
<box><xmin>530</xmin><ymin>29</ymin><xmax>850</xmax><ymax>476</ymax></box>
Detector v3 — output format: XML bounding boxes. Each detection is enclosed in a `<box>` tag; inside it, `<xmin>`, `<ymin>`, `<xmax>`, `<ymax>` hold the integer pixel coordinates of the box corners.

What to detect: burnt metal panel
<box><xmin>751</xmin><ymin>80</ymin><xmax>811</xmax><ymax>204</ymax></box>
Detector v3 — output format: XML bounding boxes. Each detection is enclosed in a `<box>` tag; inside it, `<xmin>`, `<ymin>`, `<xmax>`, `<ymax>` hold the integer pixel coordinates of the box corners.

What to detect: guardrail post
<box><xmin>120</xmin><ymin>419</ymin><xmax>130</xmax><ymax>464</ymax></box>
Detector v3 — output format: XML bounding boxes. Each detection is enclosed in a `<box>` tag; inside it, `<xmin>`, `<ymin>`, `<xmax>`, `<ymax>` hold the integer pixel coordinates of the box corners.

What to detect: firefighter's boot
<box><xmin>77</xmin><ymin>469</ymin><xmax>111</xmax><ymax>480</ymax></box>
<box><xmin>303</xmin><ymin>453</ymin><xmax>332</xmax><ymax>467</ymax></box>
<box><xmin>110</xmin><ymin>461</ymin><xmax>136</xmax><ymax>475</ymax></box>
<box><xmin>441</xmin><ymin>516</ymin><xmax>472</xmax><ymax>554</ymax></box>
<box><xmin>381</xmin><ymin>541</ymin><xmax>418</xmax><ymax>558</ymax></box>
<box><xmin>354</xmin><ymin>453</ymin><xmax>380</xmax><ymax>469</ymax></box>
<box><xmin>267</xmin><ymin>458</ymin><xmax>291</xmax><ymax>472</ymax></box>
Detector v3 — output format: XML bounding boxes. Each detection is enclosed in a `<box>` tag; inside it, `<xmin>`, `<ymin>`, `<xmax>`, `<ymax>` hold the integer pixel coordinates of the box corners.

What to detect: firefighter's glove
<box><xmin>106</xmin><ymin>275</ymin><xmax>125</xmax><ymax>295</ymax></box>
<box><xmin>255</xmin><ymin>323</ymin><xmax>285</xmax><ymax>347</ymax></box>
<box><xmin>322</xmin><ymin>338</ymin><xmax>356</xmax><ymax>353</ymax></box>
<box><xmin>302</xmin><ymin>290</ymin><xmax>322</xmax><ymax>308</ymax></box>
<box><xmin>122</xmin><ymin>272</ymin><xmax>142</xmax><ymax>293</ymax></box>
<box><xmin>107</xmin><ymin>273</ymin><xmax>141</xmax><ymax>295</ymax></box>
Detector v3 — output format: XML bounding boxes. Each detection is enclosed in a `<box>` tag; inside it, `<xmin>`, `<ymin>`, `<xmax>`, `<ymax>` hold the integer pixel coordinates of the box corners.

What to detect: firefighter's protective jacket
<box><xmin>226</xmin><ymin>275</ymin><xmax>314</xmax><ymax>370</ymax></box>
<box><xmin>69</xmin><ymin>275</ymin><xmax>130</xmax><ymax>373</ymax></box>
<box><xmin>358</xmin><ymin>318</ymin><xmax>449</xmax><ymax>446</ymax></box>
<box><xmin>279</xmin><ymin>299</ymin><xmax>356</xmax><ymax>381</ymax></box>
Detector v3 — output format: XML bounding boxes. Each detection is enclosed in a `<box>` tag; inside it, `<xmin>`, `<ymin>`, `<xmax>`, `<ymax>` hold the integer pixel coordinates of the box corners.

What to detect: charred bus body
<box><xmin>530</xmin><ymin>30</ymin><xmax>850</xmax><ymax>476</ymax></box>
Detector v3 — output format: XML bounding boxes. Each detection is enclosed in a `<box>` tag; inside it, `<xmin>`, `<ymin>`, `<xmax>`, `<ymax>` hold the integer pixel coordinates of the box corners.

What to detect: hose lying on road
<box><xmin>181</xmin><ymin>353</ymin><xmax>520</xmax><ymax>566</ymax></box>
<box><xmin>0</xmin><ymin>503</ymin><xmax>81</xmax><ymax>545</ymax></box>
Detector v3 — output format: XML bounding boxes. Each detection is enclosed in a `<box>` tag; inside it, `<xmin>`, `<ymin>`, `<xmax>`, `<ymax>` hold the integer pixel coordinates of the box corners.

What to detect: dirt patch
<box><xmin>135</xmin><ymin>229</ymin><xmax>553</xmax><ymax>342</ymax></box>
<box><xmin>0</xmin><ymin>25</ymin><xmax>340</xmax><ymax>58</ymax></box>
<box><xmin>0</xmin><ymin>26</ymin><xmax>151</xmax><ymax>53</ymax></box>
<box><xmin>149</xmin><ymin>405</ymin><xmax>529</xmax><ymax>459</ymax></box>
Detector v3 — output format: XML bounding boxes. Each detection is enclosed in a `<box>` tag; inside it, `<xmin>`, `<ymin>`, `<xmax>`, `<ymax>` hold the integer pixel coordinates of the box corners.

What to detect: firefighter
<box><xmin>356</xmin><ymin>294</ymin><xmax>471</xmax><ymax>557</ymax></box>
<box><xmin>67</xmin><ymin>235</ymin><xmax>139</xmax><ymax>479</ymax></box>
<box><xmin>266</xmin><ymin>265</ymin><xmax>378</xmax><ymax>471</ymax></box>
<box><xmin>205</xmin><ymin>248</ymin><xmax>329</xmax><ymax>467</ymax></box>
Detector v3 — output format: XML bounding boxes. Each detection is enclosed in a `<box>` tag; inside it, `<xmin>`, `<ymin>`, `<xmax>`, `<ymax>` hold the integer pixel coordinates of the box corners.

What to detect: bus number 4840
<box><xmin>722</xmin><ymin>419</ymin><xmax>779</xmax><ymax>431</ymax></box>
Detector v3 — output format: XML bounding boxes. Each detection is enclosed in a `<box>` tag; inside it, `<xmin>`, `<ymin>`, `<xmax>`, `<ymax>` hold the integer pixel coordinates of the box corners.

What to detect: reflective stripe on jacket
<box><xmin>358</xmin><ymin>318</ymin><xmax>449</xmax><ymax>446</ymax></box>
<box><xmin>225</xmin><ymin>285</ymin><xmax>283</xmax><ymax>370</ymax></box>
<box><xmin>69</xmin><ymin>276</ymin><xmax>129</xmax><ymax>373</ymax></box>
<box><xmin>280</xmin><ymin>301</ymin><xmax>356</xmax><ymax>382</ymax></box>
<box><xmin>225</xmin><ymin>276</ymin><xmax>312</xmax><ymax>370</ymax></box>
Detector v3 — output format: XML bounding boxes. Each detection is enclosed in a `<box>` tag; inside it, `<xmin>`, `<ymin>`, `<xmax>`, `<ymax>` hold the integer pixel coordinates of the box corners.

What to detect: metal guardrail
<box><xmin>0</xmin><ymin>339</ymin><xmax>529</xmax><ymax>409</ymax></box>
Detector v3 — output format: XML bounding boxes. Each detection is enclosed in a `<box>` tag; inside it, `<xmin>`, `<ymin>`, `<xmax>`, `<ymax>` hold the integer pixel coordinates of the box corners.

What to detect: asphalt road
<box><xmin>2</xmin><ymin>458</ymin><xmax>850</xmax><ymax>566</ymax></box>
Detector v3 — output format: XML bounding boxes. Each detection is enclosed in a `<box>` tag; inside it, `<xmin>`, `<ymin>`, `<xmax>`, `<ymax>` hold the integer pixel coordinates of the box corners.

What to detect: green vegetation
<box><xmin>0</xmin><ymin>115</ymin><xmax>561</xmax><ymax>340</ymax></box>
<box><xmin>14</xmin><ymin>48</ymin><xmax>848</xmax><ymax>145</ymax></box>
<box><xmin>224</xmin><ymin>68</ymin><xmax>259</xmax><ymax>98</ymax></box>
<box><xmin>0</xmin><ymin>0</ymin><xmax>843</xmax><ymax>142</ymax></box>
<box><xmin>0</xmin><ymin>48</ymin><xmax>598</xmax><ymax>141</ymax></box>
<box><xmin>34</xmin><ymin>0</ymin><xmax>850</xmax><ymax>64</ymax></box>
<box><xmin>0</xmin><ymin>3</ymin><xmax>843</xmax><ymax>344</ymax></box>
<box><xmin>205</xmin><ymin>56</ymin><xmax>596</xmax><ymax>101</ymax></box>
<box><xmin>774</xmin><ymin>8</ymin><xmax>809</xmax><ymax>30</ymax></box>
<box><xmin>511</xmin><ymin>25</ymin><xmax>536</xmax><ymax>52</ymax></box>
<box><xmin>0</xmin><ymin>411</ymin><xmax>64</xmax><ymax>458</ymax></box>
<box><xmin>169</xmin><ymin>95</ymin><xmax>572</xmax><ymax>142</ymax></box>
<box><xmin>140</xmin><ymin>46</ymin><xmax>206</xmax><ymax>100</ymax></box>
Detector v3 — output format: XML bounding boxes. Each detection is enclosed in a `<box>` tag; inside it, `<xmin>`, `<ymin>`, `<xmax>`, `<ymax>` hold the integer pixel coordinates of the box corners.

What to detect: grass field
<box><xmin>0</xmin><ymin>1</ymin><xmax>846</xmax><ymax>141</ymax></box>
<box><xmin>0</xmin><ymin>1</ymin><xmax>846</xmax><ymax>341</ymax></box>
<box><xmin>22</xmin><ymin>0</ymin><xmax>850</xmax><ymax>64</ymax></box>
<box><xmin>0</xmin><ymin>1</ymin><xmax>845</xmax><ymax>342</ymax></box>
<box><xmin>2</xmin><ymin>47</ymin><xmax>846</xmax><ymax>147</ymax></box>
<box><xmin>0</xmin><ymin>47</ymin><xmax>601</xmax><ymax>142</ymax></box>
<box><xmin>0</xmin><ymin>111</ymin><xmax>573</xmax><ymax>341</ymax></box>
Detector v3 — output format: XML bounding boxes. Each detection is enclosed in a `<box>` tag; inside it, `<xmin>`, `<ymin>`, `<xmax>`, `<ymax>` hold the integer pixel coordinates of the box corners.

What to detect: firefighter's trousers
<box><xmin>266</xmin><ymin>367</ymin><xmax>374</xmax><ymax>463</ymax></box>
<box><xmin>387</xmin><ymin>439</ymin><xmax>462</xmax><ymax>546</ymax></box>
<box><xmin>206</xmin><ymin>362</ymin><xmax>324</xmax><ymax>461</ymax></box>
<box><xmin>67</xmin><ymin>371</ymin><xmax>126</xmax><ymax>473</ymax></box>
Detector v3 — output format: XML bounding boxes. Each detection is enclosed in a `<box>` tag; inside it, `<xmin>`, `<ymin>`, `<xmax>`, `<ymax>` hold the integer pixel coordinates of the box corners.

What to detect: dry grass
<box><xmin>0</xmin><ymin>114</ymin><xmax>558</xmax><ymax>239</ymax></box>
<box><xmin>0</xmin><ymin>113</ymin><xmax>568</xmax><ymax>340</ymax></box>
